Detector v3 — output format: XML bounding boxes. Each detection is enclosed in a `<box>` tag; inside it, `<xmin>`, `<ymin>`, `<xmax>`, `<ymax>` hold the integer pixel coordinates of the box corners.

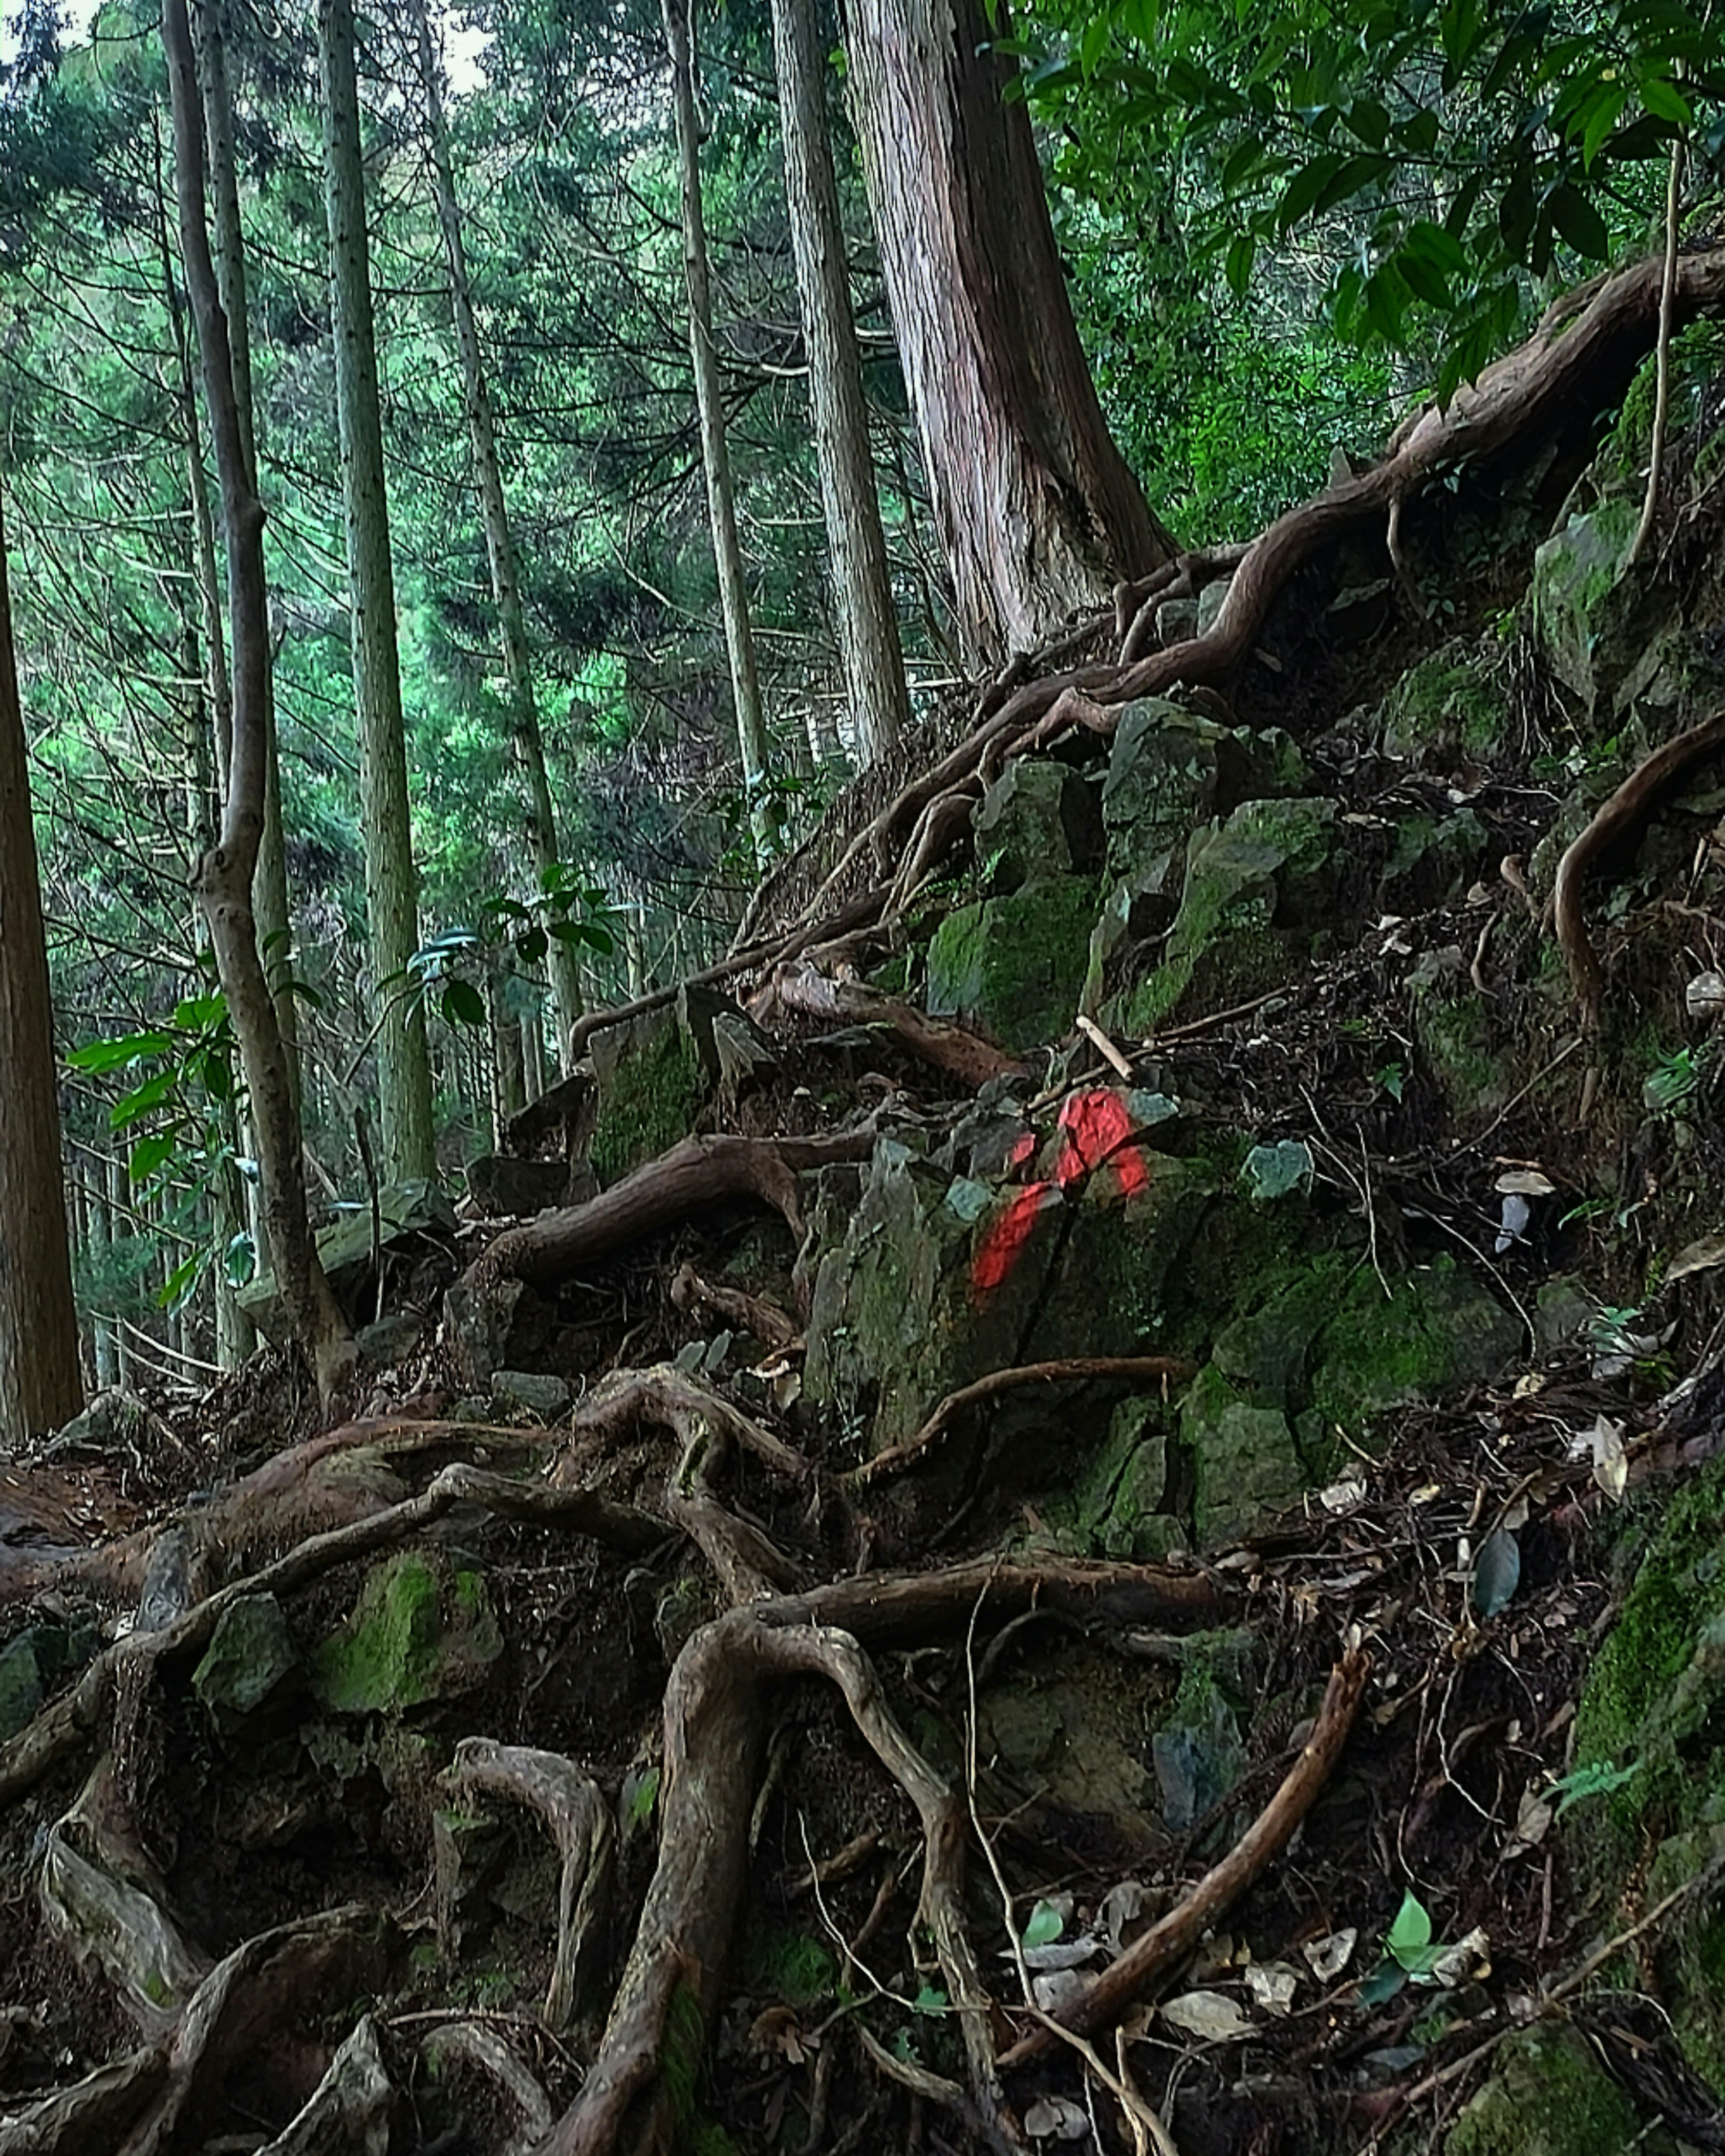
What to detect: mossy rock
<box><xmin>1409</xmin><ymin>945</ymin><xmax>1518</xmax><ymax>1118</ymax></box>
<box><xmin>310</xmin><ymin>1552</ymin><xmax>503</xmax><ymax>1715</ymax></box>
<box><xmin>1444</xmin><ymin>2023</ymin><xmax>1651</xmax><ymax>2155</ymax></box>
<box><xmin>1376</xmin><ymin>808</ymin><xmax>1489</xmax><ymax>913</ymax></box>
<box><xmin>1067</xmin><ymin>1394</ymin><xmax>1186</xmax><ymax>1560</ymax></box>
<box><xmin>587</xmin><ymin>1008</ymin><xmax>708</xmax><ymax>1185</ymax></box>
<box><xmin>973</xmin><ymin>757</ymin><xmax>1101</xmax><ymax>893</ymax></box>
<box><xmin>925</xmin><ymin>875</ymin><xmax>1097</xmax><ymax>1054</ymax></box>
<box><xmin>192</xmin><ymin>1593</ymin><xmax>301</xmax><ymax>1732</ymax></box>
<box><xmin>1377</xmin><ymin>639</ymin><xmax>1504</xmax><ymax>767</ymax></box>
<box><xmin>1110</xmin><ymin>796</ymin><xmax>1336</xmax><ymax>1034</ymax></box>
<box><xmin>1532</xmin><ymin>492</ymin><xmax>1680</xmax><ymax>721</ymax></box>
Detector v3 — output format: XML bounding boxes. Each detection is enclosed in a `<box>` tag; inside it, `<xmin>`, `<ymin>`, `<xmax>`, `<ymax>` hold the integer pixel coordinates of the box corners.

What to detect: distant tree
<box><xmin>845</xmin><ymin>0</ymin><xmax>1174</xmax><ymax>668</ymax></box>
<box><xmin>0</xmin><ymin>493</ymin><xmax>83</xmax><ymax>1440</ymax></box>
<box><xmin>162</xmin><ymin>0</ymin><xmax>355</xmax><ymax>1402</ymax></box>
<box><xmin>318</xmin><ymin>0</ymin><xmax>438</xmax><ymax>1180</ymax></box>
<box><xmin>411</xmin><ymin>0</ymin><xmax>586</xmax><ymax>1059</ymax></box>
<box><xmin>770</xmin><ymin>0</ymin><xmax>907</xmax><ymax>766</ymax></box>
<box><xmin>662</xmin><ymin>0</ymin><xmax>778</xmax><ymax>869</ymax></box>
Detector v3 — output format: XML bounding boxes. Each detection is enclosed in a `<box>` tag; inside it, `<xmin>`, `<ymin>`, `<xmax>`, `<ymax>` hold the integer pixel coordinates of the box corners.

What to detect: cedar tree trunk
<box><xmin>845</xmin><ymin>0</ymin><xmax>1173</xmax><ymax>668</ymax></box>
<box><xmin>770</xmin><ymin>0</ymin><xmax>908</xmax><ymax>767</ymax></box>
<box><xmin>0</xmin><ymin>495</ymin><xmax>82</xmax><ymax>1441</ymax></box>
<box><xmin>318</xmin><ymin>0</ymin><xmax>439</xmax><ymax>1182</ymax></box>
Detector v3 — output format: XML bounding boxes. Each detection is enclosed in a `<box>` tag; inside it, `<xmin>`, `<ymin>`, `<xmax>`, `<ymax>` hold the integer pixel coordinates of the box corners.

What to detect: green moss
<box><xmin>1115</xmin><ymin>797</ymin><xmax>1334</xmax><ymax>1030</ymax></box>
<box><xmin>926</xmin><ymin>875</ymin><xmax>1097</xmax><ymax>1052</ymax></box>
<box><xmin>737</xmin><ymin>1921</ymin><xmax>837</xmax><ymax>2005</ymax></box>
<box><xmin>1444</xmin><ymin>2023</ymin><xmax>1645</xmax><ymax>2154</ymax></box>
<box><xmin>1378</xmin><ymin>642</ymin><xmax>1504</xmax><ymax>761</ymax></box>
<box><xmin>311</xmin><ymin>1552</ymin><xmax>502</xmax><ymax>1714</ymax></box>
<box><xmin>590</xmin><ymin>1024</ymin><xmax>707</xmax><ymax>1185</ymax></box>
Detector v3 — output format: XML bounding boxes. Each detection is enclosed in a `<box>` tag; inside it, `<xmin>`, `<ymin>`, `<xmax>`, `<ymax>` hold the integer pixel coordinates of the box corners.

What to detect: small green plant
<box><xmin>407</xmin><ymin>864</ymin><xmax>618</xmax><ymax>1029</ymax></box>
<box><xmin>1357</xmin><ymin>1891</ymin><xmax>1457</xmax><ymax>2003</ymax></box>
<box><xmin>1548</xmin><ymin>1758</ymin><xmax>1641</xmax><ymax>1817</ymax></box>
<box><xmin>1644</xmin><ymin>1043</ymin><xmax>1705</xmax><ymax>1116</ymax></box>
<box><xmin>1374</xmin><ymin>1061</ymin><xmax>1406</xmax><ymax>1103</ymax></box>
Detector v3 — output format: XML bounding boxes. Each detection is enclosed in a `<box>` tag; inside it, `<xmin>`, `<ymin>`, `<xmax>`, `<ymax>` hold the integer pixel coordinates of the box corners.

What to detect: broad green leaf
<box><xmin>68</xmin><ymin>1030</ymin><xmax>173</xmax><ymax>1073</ymax></box>
<box><xmin>1547</xmin><ymin>181</ymin><xmax>1610</xmax><ymax>259</ymax></box>
<box><xmin>223</xmin><ymin>1231</ymin><xmax>257</xmax><ymax>1287</ymax></box>
<box><xmin>129</xmin><ymin>1131</ymin><xmax>177</xmax><ymax>1184</ymax></box>
<box><xmin>1022</xmin><ymin>1899</ymin><xmax>1065</xmax><ymax>1950</ymax></box>
<box><xmin>1225</xmin><ymin>230</ymin><xmax>1256</xmax><ymax>299</ymax></box>
<box><xmin>158</xmin><ymin>1250</ymin><xmax>204</xmax><ymax>1309</ymax></box>
<box><xmin>1638</xmin><ymin>73</ymin><xmax>1691</xmax><ymax>125</ymax></box>
<box><xmin>111</xmin><ymin>1069</ymin><xmax>177</xmax><ymax>1132</ymax></box>
<box><xmin>1550</xmin><ymin>1758</ymin><xmax>1641</xmax><ymax>1818</ymax></box>
<box><xmin>1358</xmin><ymin>1957</ymin><xmax>1408</xmax><ymax>2004</ymax></box>
<box><xmin>441</xmin><ymin>978</ymin><xmax>487</xmax><ymax>1028</ymax></box>
<box><xmin>1242</xmin><ymin>1140</ymin><xmax>1313</xmax><ymax>1201</ymax></box>
<box><xmin>1386</xmin><ymin>1891</ymin><xmax>1433</xmax><ymax>1964</ymax></box>
<box><xmin>1277</xmin><ymin>151</ymin><xmax>1348</xmax><ymax>231</ymax></box>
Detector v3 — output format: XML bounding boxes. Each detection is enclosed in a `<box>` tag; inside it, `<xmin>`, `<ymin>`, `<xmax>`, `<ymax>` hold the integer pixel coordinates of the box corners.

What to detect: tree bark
<box><xmin>191</xmin><ymin>0</ymin><xmax>299</xmax><ymax>1125</ymax></box>
<box><xmin>411</xmin><ymin>0</ymin><xmax>583</xmax><ymax>1064</ymax></box>
<box><xmin>661</xmin><ymin>0</ymin><xmax>778</xmax><ymax>869</ymax></box>
<box><xmin>844</xmin><ymin>0</ymin><xmax>1173</xmax><ymax>669</ymax></box>
<box><xmin>770</xmin><ymin>0</ymin><xmax>908</xmax><ymax>768</ymax></box>
<box><xmin>0</xmin><ymin>492</ymin><xmax>83</xmax><ymax>1443</ymax></box>
<box><xmin>317</xmin><ymin>0</ymin><xmax>439</xmax><ymax>1184</ymax></box>
<box><xmin>162</xmin><ymin>0</ymin><xmax>356</xmax><ymax>1405</ymax></box>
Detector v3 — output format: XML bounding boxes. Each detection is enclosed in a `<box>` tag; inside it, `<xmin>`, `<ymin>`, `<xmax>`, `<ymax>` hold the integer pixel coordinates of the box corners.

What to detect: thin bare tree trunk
<box><xmin>661</xmin><ymin>0</ymin><xmax>778</xmax><ymax>868</ymax></box>
<box><xmin>318</xmin><ymin>0</ymin><xmax>438</xmax><ymax>1185</ymax></box>
<box><xmin>411</xmin><ymin>0</ymin><xmax>582</xmax><ymax>1066</ymax></box>
<box><xmin>163</xmin><ymin>0</ymin><xmax>355</xmax><ymax>1404</ymax></box>
<box><xmin>844</xmin><ymin>0</ymin><xmax>1173</xmax><ymax>668</ymax></box>
<box><xmin>771</xmin><ymin>0</ymin><xmax>907</xmax><ymax>767</ymax></box>
<box><xmin>0</xmin><ymin>493</ymin><xmax>83</xmax><ymax>1442</ymax></box>
<box><xmin>192</xmin><ymin>0</ymin><xmax>298</xmax><ymax>1114</ymax></box>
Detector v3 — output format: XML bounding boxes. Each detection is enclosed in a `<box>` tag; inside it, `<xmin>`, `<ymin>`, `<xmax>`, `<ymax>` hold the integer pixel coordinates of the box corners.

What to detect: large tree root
<box><xmin>1552</xmin><ymin>703</ymin><xmax>1725</xmax><ymax>1031</ymax></box>
<box><xmin>849</xmin><ymin>1356</ymin><xmax>1197</xmax><ymax>1488</ymax></box>
<box><xmin>997</xmin><ymin>1644</ymin><xmax>1372</xmax><ymax>2066</ymax></box>
<box><xmin>756</xmin><ymin>959</ymin><xmax>1030</xmax><ymax>1086</ymax></box>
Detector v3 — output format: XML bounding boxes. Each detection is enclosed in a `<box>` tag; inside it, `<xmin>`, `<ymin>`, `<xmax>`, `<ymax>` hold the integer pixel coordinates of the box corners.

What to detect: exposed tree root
<box><xmin>758</xmin><ymin>959</ymin><xmax>1030</xmax><ymax>1085</ymax></box>
<box><xmin>442</xmin><ymin>1742</ymin><xmax>615</xmax><ymax>2034</ymax></box>
<box><xmin>997</xmin><ymin>1644</ymin><xmax>1372</xmax><ymax>2066</ymax></box>
<box><xmin>849</xmin><ymin>1356</ymin><xmax>1198</xmax><ymax>1488</ymax></box>
<box><xmin>1552</xmin><ymin>703</ymin><xmax>1725</xmax><ymax>1031</ymax></box>
<box><xmin>421</xmin><ymin>2022</ymin><xmax>556</xmax><ymax>2150</ymax></box>
<box><xmin>669</xmin><ymin>1261</ymin><xmax>800</xmax><ymax>1350</ymax></box>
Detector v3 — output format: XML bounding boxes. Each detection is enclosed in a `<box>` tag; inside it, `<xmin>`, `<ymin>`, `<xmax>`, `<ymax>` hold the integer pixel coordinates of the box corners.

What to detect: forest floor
<box><xmin>9</xmin><ymin>253</ymin><xmax>1725</xmax><ymax>2156</ymax></box>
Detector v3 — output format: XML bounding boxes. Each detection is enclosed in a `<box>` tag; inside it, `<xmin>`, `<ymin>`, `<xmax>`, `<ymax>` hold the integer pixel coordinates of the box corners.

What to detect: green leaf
<box><xmin>1022</xmin><ymin>1899</ymin><xmax>1065</xmax><ymax>1950</ymax></box>
<box><xmin>111</xmin><ymin>1069</ymin><xmax>177</xmax><ymax>1132</ymax></box>
<box><xmin>516</xmin><ymin>925</ymin><xmax>549</xmax><ymax>964</ymax></box>
<box><xmin>68</xmin><ymin>1030</ymin><xmax>174</xmax><ymax>1074</ymax></box>
<box><xmin>1639</xmin><ymin>74</ymin><xmax>1691</xmax><ymax>126</ymax></box>
<box><xmin>911</xmin><ymin>1984</ymin><xmax>948</xmax><ymax>2017</ymax></box>
<box><xmin>129</xmin><ymin>1131</ymin><xmax>177</xmax><ymax>1184</ymax></box>
<box><xmin>158</xmin><ymin>1250</ymin><xmax>204</xmax><ymax>1310</ymax></box>
<box><xmin>1472</xmin><ymin>1526</ymin><xmax>1522</xmax><ymax>1617</ymax></box>
<box><xmin>441</xmin><ymin>978</ymin><xmax>487</xmax><ymax>1028</ymax></box>
<box><xmin>171</xmin><ymin>992</ymin><xmax>226</xmax><ymax>1031</ymax></box>
<box><xmin>1576</xmin><ymin>79</ymin><xmax>1629</xmax><ymax>168</ymax></box>
<box><xmin>1277</xmin><ymin>151</ymin><xmax>1348</xmax><ymax>230</ymax></box>
<box><xmin>223</xmin><ymin>1231</ymin><xmax>257</xmax><ymax>1287</ymax></box>
<box><xmin>1400</xmin><ymin>106</ymin><xmax>1441</xmax><ymax>156</ymax></box>
<box><xmin>1547</xmin><ymin>181</ymin><xmax>1610</xmax><ymax>259</ymax></box>
<box><xmin>1242</xmin><ymin>1140</ymin><xmax>1313</xmax><ymax>1201</ymax></box>
<box><xmin>1225</xmin><ymin>230</ymin><xmax>1256</xmax><ymax>299</ymax></box>
<box><xmin>1358</xmin><ymin>1957</ymin><xmax>1409</xmax><ymax>2003</ymax></box>
<box><xmin>1386</xmin><ymin>1891</ymin><xmax>1433</xmax><ymax>1966</ymax></box>
<box><xmin>1549</xmin><ymin>1758</ymin><xmax>1641</xmax><ymax>1818</ymax></box>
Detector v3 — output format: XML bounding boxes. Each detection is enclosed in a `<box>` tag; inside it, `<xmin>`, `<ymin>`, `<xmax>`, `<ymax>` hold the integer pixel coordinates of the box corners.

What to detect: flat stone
<box><xmin>491</xmin><ymin>1370</ymin><xmax>571</xmax><ymax>1420</ymax></box>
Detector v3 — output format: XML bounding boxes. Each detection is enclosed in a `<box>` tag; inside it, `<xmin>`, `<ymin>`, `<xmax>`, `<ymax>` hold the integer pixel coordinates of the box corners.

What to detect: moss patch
<box><xmin>589</xmin><ymin>1021</ymin><xmax>707</xmax><ymax>1185</ymax></box>
<box><xmin>1444</xmin><ymin>2023</ymin><xmax>1646</xmax><ymax>2154</ymax></box>
<box><xmin>926</xmin><ymin>874</ymin><xmax>1097</xmax><ymax>1053</ymax></box>
<box><xmin>311</xmin><ymin>1552</ymin><xmax>503</xmax><ymax>1714</ymax></box>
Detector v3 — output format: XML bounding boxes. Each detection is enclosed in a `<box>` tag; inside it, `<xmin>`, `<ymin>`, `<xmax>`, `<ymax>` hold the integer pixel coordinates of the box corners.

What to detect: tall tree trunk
<box><xmin>411</xmin><ymin>0</ymin><xmax>582</xmax><ymax>1066</ymax></box>
<box><xmin>661</xmin><ymin>0</ymin><xmax>778</xmax><ymax>869</ymax></box>
<box><xmin>318</xmin><ymin>0</ymin><xmax>438</xmax><ymax>1184</ymax></box>
<box><xmin>162</xmin><ymin>0</ymin><xmax>355</xmax><ymax>1405</ymax></box>
<box><xmin>155</xmin><ymin>114</ymin><xmax>256</xmax><ymax>1370</ymax></box>
<box><xmin>844</xmin><ymin>0</ymin><xmax>1174</xmax><ymax>669</ymax></box>
<box><xmin>107</xmin><ymin>1155</ymin><xmax>133</xmax><ymax>1392</ymax></box>
<box><xmin>0</xmin><ymin>494</ymin><xmax>83</xmax><ymax>1442</ymax></box>
<box><xmin>192</xmin><ymin>0</ymin><xmax>298</xmax><ymax>1115</ymax></box>
<box><xmin>770</xmin><ymin>0</ymin><xmax>908</xmax><ymax>767</ymax></box>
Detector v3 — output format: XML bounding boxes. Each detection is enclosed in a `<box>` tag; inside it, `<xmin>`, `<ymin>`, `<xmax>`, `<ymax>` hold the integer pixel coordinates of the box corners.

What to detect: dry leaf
<box><xmin>1318</xmin><ymin>1476</ymin><xmax>1367</xmax><ymax>1513</ymax></box>
<box><xmin>1302</xmin><ymin>1929</ymin><xmax>1357</xmax><ymax>1981</ymax></box>
<box><xmin>1668</xmin><ymin>1233</ymin><xmax>1725</xmax><ymax>1283</ymax></box>
<box><xmin>1244</xmin><ymin>1962</ymin><xmax>1300</xmax><ymax>2015</ymax></box>
<box><xmin>1024</xmin><ymin>2094</ymin><xmax>1090</xmax><ymax>2140</ymax></box>
<box><xmin>1503</xmin><ymin>1786</ymin><xmax>1554</xmax><ymax>1860</ymax></box>
<box><xmin>1570</xmin><ymin>1414</ymin><xmax>1627</xmax><ymax>1502</ymax></box>
<box><xmin>749</xmin><ymin>2005</ymin><xmax>807</xmax><ymax>2064</ymax></box>
<box><xmin>1160</xmin><ymin>1989</ymin><xmax>1252</xmax><ymax>2041</ymax></box>
<box><xmin>1424</xmin><ymin>1926</ymin><xmax>1491</xmax><ymax>1988</ymax></box>
<box><xmin>1031</xmin><ymin>1967</ymin><xmax>1091</xmax><ymax>2015</ymax></box>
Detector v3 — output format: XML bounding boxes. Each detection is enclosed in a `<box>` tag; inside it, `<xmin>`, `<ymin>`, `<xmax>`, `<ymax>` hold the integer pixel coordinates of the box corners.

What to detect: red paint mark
<box><xmin>970</xmin><ymin>1090</ymin><xmax>1153</xmax><ymax>1301</ymax></box>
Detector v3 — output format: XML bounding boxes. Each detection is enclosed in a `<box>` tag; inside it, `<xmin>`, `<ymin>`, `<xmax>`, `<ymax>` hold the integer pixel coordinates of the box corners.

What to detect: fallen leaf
<box><xmin>1100</xmin><ymin>1879</ymin><xmax>1151</xmax><ymax>1950</ymax></box>
<box><xmin>1244</xmin><ymin>1962</ymin><xmax>1300</xmax><ymax>2015</ymax></box>
<box><xmin>1503</xmin><ymin>1786</ymin><xmax>1555</xmax><ymax>1860</ymax></box>
<box><xmin>1570</xmin><ymin>1414</ymin><xmax>1627</xmax><ymax>1502</ymax></box>
<box><xmin>1160</xmin><ymin>1989</ymin><xmax>1252</xmax><ymax>2041</ymax></box>
<box><xmin>1024</xmin><ymin>2094</ymin><xmax>1090</xmax><ymax>2140</ymax></box>
<box><xmin>1302</xmin><ymin>1929</ymin><xmax>1357</xmax><ymax>1981</ymax></box>
<box><xmin>1472</xmin><ymin>1526</ymin><xmax>1521</xmax><ymax>1618</ymax></box>
<box><xmin>1668</xmin><ymin>1233</ymin><xmax>1725</xmax><ymax>1283</ymax></box>
<box><xmin>1031</xmin><ymin>1967</ymin><xmax>1091</xmax><ymax>2015</ymax></box>
<box><xmin>1318</xmin><ymin>1476</ymin><xmax>1367</xmax><ymax>1513</ymax></box>
<box><xmin>1424</xmin><ymin>1926</ymin><xmax>1491</xmax><ymax>1988</ymax></box>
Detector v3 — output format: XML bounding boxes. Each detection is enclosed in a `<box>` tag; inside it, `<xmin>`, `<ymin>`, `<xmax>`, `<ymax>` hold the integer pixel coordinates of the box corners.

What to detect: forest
<box><xmin>5</xmin><ymin>0</ymin><xmax>1725</xmax><ymax>2147</ymax></box>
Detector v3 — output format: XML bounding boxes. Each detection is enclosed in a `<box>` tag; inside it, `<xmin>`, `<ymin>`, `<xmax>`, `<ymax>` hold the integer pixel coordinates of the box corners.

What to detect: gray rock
<box><xmin>192</xmin><ymin>1593</ymin><xmax>301</xmax><ymax>1730</ymax></box>
<box><xmin>491</xmin><ymin>1370</ymin><xmax>571</xmax><ymax>1420</ymax></box>
<box><xmin>464</xmin><ymin>1156</ymin><xmax>574</xmax><ymax>1217</ymax></box>
<box><xmin>972</xmin><ymin>758</ymin><xmax>1102</xmax><ymax>893</ymax></box>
